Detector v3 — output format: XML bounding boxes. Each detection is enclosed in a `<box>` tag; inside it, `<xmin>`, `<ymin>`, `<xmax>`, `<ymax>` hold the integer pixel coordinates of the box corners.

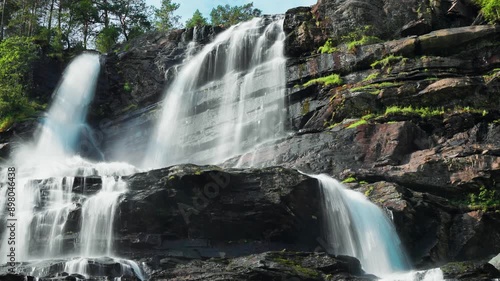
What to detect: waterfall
<box><xmin>310</xmin><ymin>174</ymin><xmax>411</xmax><ymax>276</ymax></box>
<box><xmin>0</xmin><ymin>53</ymin><xmax>144</xmax><ymax>280</ymax></box>
<box><xmin>143</xmin><ymin>17</ymin><xmax>287</xmax><ymax>169</ymax></box>
<box><xmin>33</xmin><ymin>53</ymin><xmax>101</xmax><ymax>160</ymax></box>
<box><xmin>79</xmin><ymin>176</ymin><xmax>127</xmax><ymax>257</ymax></box>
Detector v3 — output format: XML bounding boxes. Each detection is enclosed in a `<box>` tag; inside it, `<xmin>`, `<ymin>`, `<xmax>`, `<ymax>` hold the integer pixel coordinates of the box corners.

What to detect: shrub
<box><xmin>96</xmin><ymin>26</ymin><xmax>121</xmax><ymax>53</ymax></box>
<box><xmin>0</xmin><ymin>37</ymin><xmax>41</xmax><ymax>132</ymax></box>
<box><xmin>474</xmin><ymin>0</ymin><xmax>500</xmax><ymax>22</ymax></box>
<box><xmin>469</xmin><ymin>185</ymin><xmax>500</xmax><ymax>210</ymax></box>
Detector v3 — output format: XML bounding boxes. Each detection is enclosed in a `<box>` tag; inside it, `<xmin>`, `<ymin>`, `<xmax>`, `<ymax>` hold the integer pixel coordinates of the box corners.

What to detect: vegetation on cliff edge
<box><xmin>0</xmin><ymin>37</ymin><xmax>42</xmax><ymax>132</ymax></box>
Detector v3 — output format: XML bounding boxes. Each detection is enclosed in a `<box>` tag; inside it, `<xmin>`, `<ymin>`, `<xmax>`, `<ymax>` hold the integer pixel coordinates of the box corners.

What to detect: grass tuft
<box><xmin>303</xmin><ymin>74</ymin><xmax>343</xmax><ymax>87</ymax></box>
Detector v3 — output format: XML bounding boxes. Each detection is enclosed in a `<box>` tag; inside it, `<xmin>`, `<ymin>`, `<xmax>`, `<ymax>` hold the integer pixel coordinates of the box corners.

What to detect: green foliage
<box><xmin>50</xmin><ymin>28</ymin><xmax>65</xmax><ymax>57</ymax></box>
<box><xmin>186</xmin><ymin>9</ymin><xmax>208</xmax><ymax>29</ymax></box>
<box><xmin>318</xmin><ymin>39</ymin><xmax>338</xmax><ymax>54</ymax></box>
<box><xmin>124</xmin><ymin>82</ymin><xmax>132</xmax><ymax>92</ymax></box>
<box><xmin>363</xmin><ymin>72</ymin><xmax>380</xmax><ymax>82</ymax></box>
<box><xmin>347</xmin><ymin>119</ymin><xmax>367</xmax><ymax>128</ymax></box>
<box><xmin>273</xmin><ymin>258</ymin><xmax>319</xmax><ymax>277</ymax></box>
<box><xmin>155</xmin><ymin>0</ymin><xmax>181</xmax><ymax>31</ymax></box>
<box><xmin>468</xmin><ymin>186</ymin><xmax>500</xmax><ymax>210</ymax></box>
<box><xmin>371</xmin><ymin>55</ymin><xmax>406</xmax><ymax>69</ymax></box>
<box><xmin>341</xmin><ymin>26</ymin><xmax>383</xmax><ymax>52</ymax></box>
<box><xmin>71</xmin><ymin>0</ymin><xmax>100</xmax><ymax>48</ymax></box>
<box><xmin>0</xmin><ymin>37</ymin><xmax>41</xmax><ymax>131</ymax></box>
<box><xmin>347</xmin><ymin>114</ymin><xmax>374</xmax><ymax>129</ymax></box>
<box><xmin>425</xmin><ymin>77</ymin><xmax>440</xmax><ymax>81</ymax></box>
<box><xmin>455</xmin><ymin>106</ymin><xmax>488</xmax><ymax>116</ymax></box>
<box><xmin>303</xmin><ymin>74</ymin><xmax>343</xmax><ymax>87</ymax></box>
<box><xmin>347</xmin><ymin>35</ymin><xmax>383</xmax><ymax>52</ymax></box>
<box><xmin>114</xmin><ymin>0</ymin><xmax>154</xmax><ymax>40</ymax></box>
<box><xmin>342</xmin><ymin>176</ymin><xmax>357</xmax><ymax>183</ymax></box>
<box><xmin>385</xmin><ymin>106</ymin><xmax>444</xmax><ymax>118</ymax></box>
<box><xmin>96</xmin><ymin>26</ymin><xmax>120</xmax><ymax>53</ymax></box>
<box><xmin>0</xmin><ymin>116</ymin><xmax>14</xmax><ymax>132</ymax></box>
<box><xmin>364</xmin><ymin>185</ymin><xmax>375</xmax><ymax>197</ymax></box>
<box><xmin>210</xmin><ymin>3</ymin><xmax>262</xmax><ymax>27</ymax></box>
<box><xmin>474</xmin><ymin>0</ymin><xmax>500</xmax><ymax>22</ymax></box>
<box><xmin>484</xmin><ymin>68</ymin><xmax>500</xmax><ymax>82</ymax></box>
<box><xmin>350</xmin><ymin>82</ymin><xmax>402</xmax><ymax>94</ymax></box>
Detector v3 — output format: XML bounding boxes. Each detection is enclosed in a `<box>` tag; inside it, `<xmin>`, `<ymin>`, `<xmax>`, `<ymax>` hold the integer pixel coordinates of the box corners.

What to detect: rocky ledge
<box><xmin>2</xmin><ymin>165</ymin><xmax>500</xmax><ymax>280</ymax></box>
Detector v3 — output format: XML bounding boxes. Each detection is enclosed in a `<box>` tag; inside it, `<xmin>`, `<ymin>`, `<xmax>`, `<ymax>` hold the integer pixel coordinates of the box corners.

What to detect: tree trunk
<box><xmin>83</xmin><ymin>21</ymin><xmax>88</xmax><ymax>49</ymax></box>
<box><xmin>57</xmin><ymin>0</ymin><xmax>61</xmax><ymax>30</ymax></box>
<box><xmin>28</xmin><ymin>0</ymin><xmax>38</xmax><ymax>37</ymax></box>
<box><xmin>47</xmin><ymin>0</ymin><xmax>55</xmax><ymax>43</ymax></box>
<box><xmin>121</xmin><ymin>16</ymin><xmax>128</xmax><ymax>41</ymax></box>
<box><xmin>21</xmin><ymin>0</ymin><xmax>26</xmax><ymax>36</ymax></box>
<box><xmin>0</xmin><ymin>0</ymin><xmax>6</xmax><ymax>41</ymax></box>
<box><xmin>103</xmin><ymin>0</ymin><xmax>108</xmax><ymax>28</ymax></box>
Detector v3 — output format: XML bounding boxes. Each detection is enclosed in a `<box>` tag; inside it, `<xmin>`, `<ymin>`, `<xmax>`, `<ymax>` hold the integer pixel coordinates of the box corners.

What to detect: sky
<box><xmin>146</xmin><ymin>0</ymin><xmax>318</xmax><ymax>24</ymax></box>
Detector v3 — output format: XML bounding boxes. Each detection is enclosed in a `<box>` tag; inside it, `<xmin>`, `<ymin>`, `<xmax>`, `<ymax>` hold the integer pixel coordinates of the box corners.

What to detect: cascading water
<box><xmin>143</xmin><ymin>17</ymin><xmax>287</xmax><ymax>169</ymax></box>
<box><xmin>311</xmin><ymin>174</ymin><xmax>411</xmax><ymax>276</ymax></box>
<box><xmin>79</xmin><ymin>176</ymin><xmax>127</xmax><ymax>257</ymax></box>
<box><xmin>311</xmin><ymin>174</ymin><xmax>447</xmax><ymax>280</ymax></box>
<box><xmin>33</xmin><ymin>53</ymin><xmax>101</xmax><ymax>160</ymax></box>
<box><xmin>0</xmin><ymin>53</ymin><xmax>144</xmax><ymax>280</ymax></box>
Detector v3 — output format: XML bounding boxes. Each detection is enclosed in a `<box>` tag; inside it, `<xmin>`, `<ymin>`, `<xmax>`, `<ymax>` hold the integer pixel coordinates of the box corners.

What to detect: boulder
<box><xmin>441</xmin><ymin>260</ymin><xmax>500</xmax><ymax>280</ymax></box>
<box><xmin>150</xmin><ymin>251</ymin><xmax>372</xmax><ymax>281</ymax></box>
<box><xmin>117</xmin><ymin>165</ymin><xmax>322</xmax><ymax>257</ymax></box>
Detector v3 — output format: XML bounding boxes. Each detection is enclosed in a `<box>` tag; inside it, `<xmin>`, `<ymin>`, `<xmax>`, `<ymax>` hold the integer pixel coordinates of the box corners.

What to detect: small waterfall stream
<box><xmin>311</xmin><ymin>174</ymin><xmax>411</xmax><ymax>276</ymax></box>
<box><xmin>312</xmin><ymin>174</ymin><xmax>446</xmax><ymax>280</ymax></box>
<box><xmin>79</xmin><ymin>176</ymin><xmax>127</xmax><ymax>257</ymax></box>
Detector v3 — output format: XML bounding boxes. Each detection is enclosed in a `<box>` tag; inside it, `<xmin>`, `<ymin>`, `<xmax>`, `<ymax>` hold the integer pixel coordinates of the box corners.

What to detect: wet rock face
<box><xmin>116</xmin><ymin>165</ymin><xmax>323</xmax><ymax>258</ymax></box>
<box><xmin>441</xmin><ymin>260</ymin><xmax>500</xmax><ymax>280</ymax></box>
<box><xmin>150</xmin><ymin>251</ymin><xmax>371</xmax><ymax>281</ymax></box>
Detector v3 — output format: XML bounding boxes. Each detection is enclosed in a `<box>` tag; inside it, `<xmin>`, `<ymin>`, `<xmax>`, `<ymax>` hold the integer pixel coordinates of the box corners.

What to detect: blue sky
<box><xmin>146</xmin><ymin>0</ymin><xmax>318</xmax><ymax>24</ymax></box>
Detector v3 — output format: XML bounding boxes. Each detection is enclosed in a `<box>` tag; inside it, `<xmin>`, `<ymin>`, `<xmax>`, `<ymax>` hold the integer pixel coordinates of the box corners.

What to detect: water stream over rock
<box><xmin>143</xmin><ymin>17</ymin><xmax>287</xmax><ymax>169</ymax></box>
<box><xmin>311</xmin><ymin>174</ymin><xmax>411</xmax><ymax>276</ymax></box>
